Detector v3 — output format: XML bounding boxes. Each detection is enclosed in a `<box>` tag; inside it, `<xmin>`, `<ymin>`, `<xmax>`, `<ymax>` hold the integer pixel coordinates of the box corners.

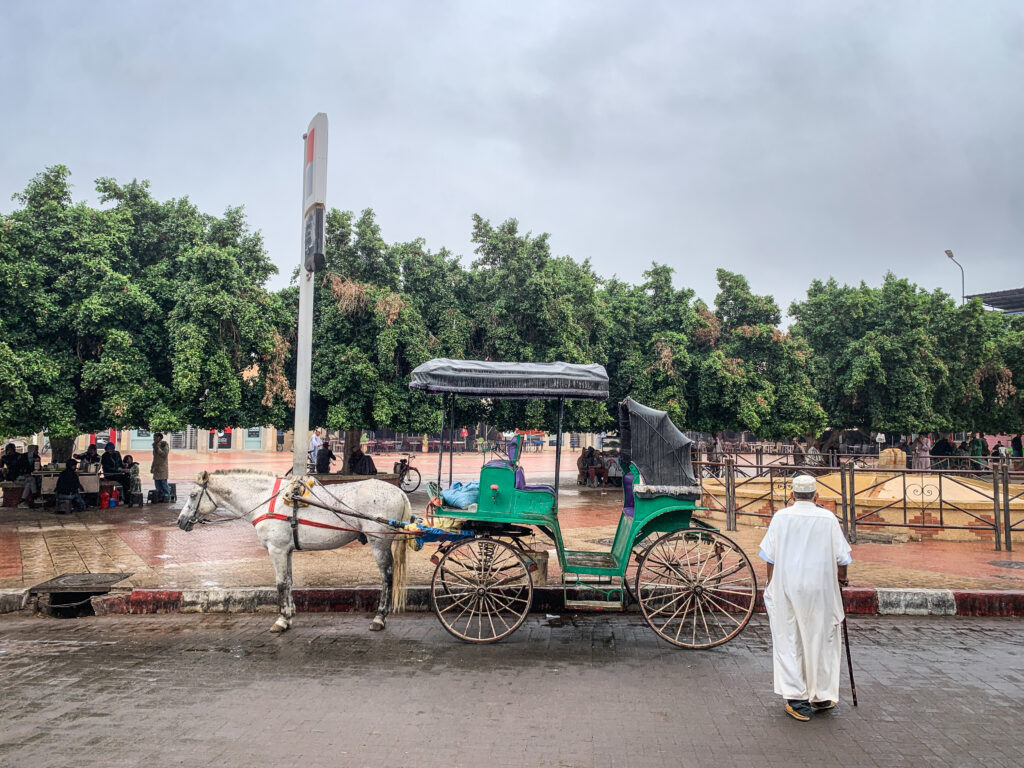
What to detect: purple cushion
<box><xmin>514</xmin><ymin>466</ymin><xmax>555</xmax><ymax>496</ymax></box>
<box><xmin>621</xmin><ymin>471</ymin><xmax>635</xmax><ymax>519</ymax></box>
<box><xmin>524</xmin><ymin>483</ymin><xmax>556</xmax><ymax>495</ymax></box>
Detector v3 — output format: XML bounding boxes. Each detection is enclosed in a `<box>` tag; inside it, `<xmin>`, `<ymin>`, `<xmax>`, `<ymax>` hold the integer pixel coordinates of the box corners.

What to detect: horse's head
<box><xmin>177</xmin><ymin>471</ymin><xmax>217</xmax><ymax>531</ymax></box>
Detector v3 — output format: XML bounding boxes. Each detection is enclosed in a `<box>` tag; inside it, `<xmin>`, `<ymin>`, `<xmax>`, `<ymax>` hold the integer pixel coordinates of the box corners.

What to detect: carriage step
<box><xmin>563</xmin><ymin>598</ymin><xmax>625</xmax><ymax>611</ymax></box>
<box><xmin>563</xmin><ymin>550</ymin><xmax>617</xmax><ymax>569</ymax></box>
<box><xmin>562</xmin><ymin>573</ymin><xmax>613</xmax><ymax>584</ymax></box>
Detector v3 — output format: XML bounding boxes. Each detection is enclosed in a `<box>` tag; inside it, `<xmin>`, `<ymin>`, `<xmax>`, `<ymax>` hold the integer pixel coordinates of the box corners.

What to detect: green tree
<box><xmin>692</xmin><ymin>270</ymin><xmax>824</xmax><ymax>438</ymax></box>
<box><xmin>310</xmin><ymin>209</ymin><xmax>443</xmax><ymax>469</ymax></box>
<box><xmin>466</xmin><ymin>215</ymin><xmax>606</xmax><ymax>431</ymax></box>
<box><xmin>0</xmin><ymin>167</ymin><xmax>292</xmax><ymax>459</ymax></box>
<box><xmin>790</xmin><ymin>274</ymin><xmax>960</xmax><ymax>434</ymax></box>
<box><xmin>596</xmin><ymin>264</ymin><xmax>698</xmax><ymax>427</ymax></box>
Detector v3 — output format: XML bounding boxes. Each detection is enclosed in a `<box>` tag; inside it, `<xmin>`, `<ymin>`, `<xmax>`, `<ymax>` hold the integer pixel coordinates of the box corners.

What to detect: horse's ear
<box><xmin>197</xmin><ymin>470</ymin><xmax>209</xmax><ymax>483</ymax></box>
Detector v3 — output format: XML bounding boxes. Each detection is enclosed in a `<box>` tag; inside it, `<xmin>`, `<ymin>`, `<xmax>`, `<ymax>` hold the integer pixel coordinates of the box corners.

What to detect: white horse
<box><xmin>176</xmin><ymin>469</ymin><xmax>411</xmax><ymax>633</ymax></box>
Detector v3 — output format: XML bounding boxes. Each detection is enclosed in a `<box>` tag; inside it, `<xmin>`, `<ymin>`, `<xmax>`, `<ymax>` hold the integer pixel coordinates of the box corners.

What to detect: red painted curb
<box><xmin>127</xmin><ymin>589</ymin><xmax>183</xmax><ymax>614</ymax></box>
<box><xmin>842</xmin><ymin>588</ymin><xmax>879</xmax><ymax>615</ymax></box>
<box><xmin>952</xmin><ymin>590</ymin><xmax>1024</xmax><ymax>617</ymax></box>
<box><xmin>751</xmin><ymin>587</ymin><xmax>877</xmax><ymax>614</ymax></box>
<box><xmin>90</xmin><ymin>593</ymin><xmax>130</xmax><ymax>615</ymax></box>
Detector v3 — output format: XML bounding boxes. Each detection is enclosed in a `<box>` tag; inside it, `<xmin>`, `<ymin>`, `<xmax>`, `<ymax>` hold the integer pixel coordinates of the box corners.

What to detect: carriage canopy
<box><xmin>410</xmin><ymin>358</ymin><xmax>609</xmax><ymax>400</ymax></box>
<box><xmin>618</xmin><ymin>397</ymin><xmax>696</xmax><ymax>487</ymax></box>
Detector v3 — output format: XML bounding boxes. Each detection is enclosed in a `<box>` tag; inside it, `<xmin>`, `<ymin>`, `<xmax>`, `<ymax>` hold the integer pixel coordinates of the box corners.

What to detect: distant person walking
<box><xmin>152</xmin><ymin>432</ymin><xmax>170</xmax><ymax>502</ymax></box>
<box><xmin>1012</xmin><ymin>433</ymin><xmax>1023</xmax><ymax>470</ymax></box>
<box><xmin>759</xmin><ymin>474</ymin><xmax>852</xmax><ymax>721</ymax></box>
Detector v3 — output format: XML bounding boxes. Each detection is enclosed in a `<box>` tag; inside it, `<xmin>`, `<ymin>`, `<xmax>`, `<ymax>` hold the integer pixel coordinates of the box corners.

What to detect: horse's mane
<box><xmin>209</xmin><ymin>469</ymin><xmax>277</xmax><ymax>478</ymax></box>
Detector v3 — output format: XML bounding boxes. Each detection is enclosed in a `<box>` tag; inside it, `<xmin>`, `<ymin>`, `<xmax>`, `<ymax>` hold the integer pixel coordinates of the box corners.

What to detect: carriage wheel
<box><xmin>431</xmin><ymin>537</ymin><xmax>533</xmax><ymax>643</ymax></box>
<box><xmin>635</xmin><ymin>529</ymin><xmax>756</xmax><ymax>649</ymax></box>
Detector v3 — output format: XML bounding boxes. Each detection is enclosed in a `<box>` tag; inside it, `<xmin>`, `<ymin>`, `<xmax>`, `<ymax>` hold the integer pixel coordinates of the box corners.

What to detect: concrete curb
<box><xmin>0</xmin><ymin>588</ymin><xmax>30</xmax><ymax>613</ymax></box>
<box><xmin>85</xmin><ymin>587</ymin><xmax>1024</xmax><ymax>618</ymax></box>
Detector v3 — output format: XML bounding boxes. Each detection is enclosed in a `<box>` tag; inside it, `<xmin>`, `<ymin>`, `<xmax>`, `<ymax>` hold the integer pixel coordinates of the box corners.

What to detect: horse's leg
<box><xmin>369</xmin><ymin>537</ymin><xmax>394</xmax><ymax>631</ymax></box>
<box><xmin>267</xmin><ymin>544</ymin><xmax>294</xmax><ymax>633</ymax></box>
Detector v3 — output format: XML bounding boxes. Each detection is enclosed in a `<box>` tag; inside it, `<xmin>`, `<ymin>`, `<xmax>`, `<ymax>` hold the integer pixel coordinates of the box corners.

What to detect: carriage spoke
<box><xmin>483</xmin><ymin>594</ymin><xmax>514</xmax><ymax>632</ymax></box>
<box><xmin>700</xmin><ymin>591</ymin><xmax>745</xmax><ymax>626</ymax></box>
<box><xmin>436</xmin><ymin>590</ymin><xmax>477</xmax><ymax>614</ymax></box>
<box><xmin>671</xmin><ymin>595</ymin><xmax>695</xmax><ymax>643</ymax></box>
<box><xmin>703</xmin><ymin>589</ymin><xmax>753</xmax><ymax>613</ymax></box>
<box><xmin>695</xmin><ymin>593</ymin><xmax>711</xmax><ymax>645</ymax></box>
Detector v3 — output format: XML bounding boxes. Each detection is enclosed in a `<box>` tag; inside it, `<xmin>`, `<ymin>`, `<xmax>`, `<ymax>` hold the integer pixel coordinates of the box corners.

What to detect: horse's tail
<box><xmin>390</xmin><ymin>490</ymin><xmax>412</xmax><ymax>614</ymax></box>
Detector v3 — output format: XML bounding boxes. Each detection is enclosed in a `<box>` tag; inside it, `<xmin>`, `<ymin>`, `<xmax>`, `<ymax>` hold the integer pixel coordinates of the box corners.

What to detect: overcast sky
<box><xmin>3</xmin><ymin>1</ymin><xmax>1023</xmax><ymax>315</ymax></box>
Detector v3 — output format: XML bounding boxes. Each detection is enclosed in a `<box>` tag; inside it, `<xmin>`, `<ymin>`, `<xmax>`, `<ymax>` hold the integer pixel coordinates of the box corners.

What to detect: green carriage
<box><xmin>410</xmin><ymin>359</ymin><xmax>757</xmax><ymax>648</ymax></box>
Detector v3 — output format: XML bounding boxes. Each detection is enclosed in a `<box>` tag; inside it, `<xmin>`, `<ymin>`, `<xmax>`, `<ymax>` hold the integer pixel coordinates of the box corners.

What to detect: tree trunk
<box><xmin>340</xmin><ymin>428</ymin><xmax>361</xmax><ymax>475</ymax></box>
<box><xmin>49</xmin><ymin>436</ymin><xmax>75</xmax><ymax>464</ymax></box>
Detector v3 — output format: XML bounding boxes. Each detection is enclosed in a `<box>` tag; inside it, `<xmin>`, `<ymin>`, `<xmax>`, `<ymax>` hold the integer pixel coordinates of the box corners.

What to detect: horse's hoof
<box><xmin>270</xmin><ymin>618</ymin><xmax>290</xmax><ymax>633</ymax></box>
<box><xmin>369</xmin><ymin>617</ymin><xmax>385</xmax><ymax>631</ymax></box>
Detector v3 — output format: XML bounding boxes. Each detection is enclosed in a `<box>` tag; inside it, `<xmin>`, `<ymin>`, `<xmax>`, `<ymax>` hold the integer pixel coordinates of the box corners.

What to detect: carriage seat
<box><xmin>514</xmin><ymin>466</ymin><xmax>555</xmax><ymax>497</ymax></box>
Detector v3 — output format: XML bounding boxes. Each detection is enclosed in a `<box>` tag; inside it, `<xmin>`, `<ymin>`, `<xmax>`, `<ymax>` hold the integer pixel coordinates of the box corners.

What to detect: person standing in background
<box><xmin>152</xmin><ymin>432</ymin><xmax>170</xmax><ymax>502</ymax></box>
<box><xmin>308</xmin><ymin>429</ymin><xmax>323</xmax><ymax>465</ymax></box>
<box><xmin>16</xmin><ymin>445</ymin><xmax>38</xmax><ymax>508</ymax></box>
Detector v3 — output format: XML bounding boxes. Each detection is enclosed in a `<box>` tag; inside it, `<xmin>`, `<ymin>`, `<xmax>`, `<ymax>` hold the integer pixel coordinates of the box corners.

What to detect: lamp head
<box><xmin>945</xmin><ymin>249</ymin><xmax>954</xmax><ymax>259</ymax></box>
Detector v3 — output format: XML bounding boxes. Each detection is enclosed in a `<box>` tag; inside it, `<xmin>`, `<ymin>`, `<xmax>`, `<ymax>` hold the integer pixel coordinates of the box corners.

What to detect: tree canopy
<box><xmin>790</xmin><ymin>274</ymin><xmax>1023</xmax><ymax>434</ymax></box>
<box><xmin>5</xmin><ymin>165</ymin><xmax>1021</xmax><ymax>450</ymax></box>
<box><xmin>0</xmin><ymin>166</ymin><xmax>292</xmax><ymax>454</ymax></box>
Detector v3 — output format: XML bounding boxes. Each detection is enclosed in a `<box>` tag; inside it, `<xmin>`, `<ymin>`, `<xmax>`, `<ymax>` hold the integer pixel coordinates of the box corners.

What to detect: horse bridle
<box><xmin>182</xmin><ymin>481</ymin><xmax>218</xmax><ymax>528</ymax></box>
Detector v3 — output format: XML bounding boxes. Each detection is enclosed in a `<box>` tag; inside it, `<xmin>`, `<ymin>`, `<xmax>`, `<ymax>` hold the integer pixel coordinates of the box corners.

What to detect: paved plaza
<box><xmin>2</xmin><ymin>451</ymin><xmax>1023</xmax><ymax>593</ymax></box>
<box><xmin>1</xmin><ymin>613</ymin><xmax>1022</xmax><ymax>768</ymax></box>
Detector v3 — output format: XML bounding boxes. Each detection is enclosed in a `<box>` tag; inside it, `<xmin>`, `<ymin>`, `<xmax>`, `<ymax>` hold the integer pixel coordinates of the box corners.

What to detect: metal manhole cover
<box><xmin>30</xmin><ymin>573</ymin><xmax>133</xmax><ymax>593</ymax></box>
<box><xmin>989</xmin><ymin>561</ymin><xmax>1024</xmax><ymax>571</ymax></box>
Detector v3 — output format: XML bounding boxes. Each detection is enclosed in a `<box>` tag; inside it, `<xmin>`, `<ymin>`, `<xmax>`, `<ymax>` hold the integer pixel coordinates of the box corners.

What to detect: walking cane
<box><xmin>841</xmin><ymin>616</ymin><xmax>858</xmax><ymax>706</ymax></box>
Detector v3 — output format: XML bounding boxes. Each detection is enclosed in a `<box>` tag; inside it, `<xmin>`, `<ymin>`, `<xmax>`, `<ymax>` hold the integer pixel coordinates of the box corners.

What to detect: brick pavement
<box><xmin>0</xmin><ymin>613</ymin><xmax>1022</xmax><ymax>768</ymax></box>
<box><xmin>2</xmin><ymin>450</ymin><xmax>1024</xmax><ymax>593</ymax></box>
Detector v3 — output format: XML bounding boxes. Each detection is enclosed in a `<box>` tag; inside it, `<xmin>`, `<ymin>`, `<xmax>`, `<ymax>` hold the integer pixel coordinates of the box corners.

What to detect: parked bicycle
<box><xmin>393</xmin><ymin>454</ymin><xmax>421</xmax><ymax>492</ymax></box>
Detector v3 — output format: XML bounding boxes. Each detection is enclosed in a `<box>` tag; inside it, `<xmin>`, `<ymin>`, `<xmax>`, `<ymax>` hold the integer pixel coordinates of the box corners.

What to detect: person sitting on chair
<box><xmin>349</xmin><ymin>447</ymin><xmax>377</xmax><ymax>475</ymax></box>
<box><xmin>55</xmin><ymin>459</ymin><xmax>87</xmax><ymax>512</ymax></box>
<box><xmin>316</xmin><ymin>443</ymin><xmax>336</xmax><ymax>474</ymax></box>
<box><xmin>576</xmin><ymin>450</ymin><xmax>589</xmax><ymax>485</ymax></box>
<box><xmin>101</xmin><ymin>442</ymin><xmax>128</xmax><ymax>493</ymax></box>
<box><xmin>76</xmin><ymin>443</ymin><xmax>102</xmax><ymax>470</ymax></box>
<box><xmin>582</xmin><ymin>447</ymin><xmax>607</xmax><ymax>487</ymax></box>
<box><xmin>122</xmin><ymin>454</ymin><xmax>142</xmax><ymax>493</ymax></box>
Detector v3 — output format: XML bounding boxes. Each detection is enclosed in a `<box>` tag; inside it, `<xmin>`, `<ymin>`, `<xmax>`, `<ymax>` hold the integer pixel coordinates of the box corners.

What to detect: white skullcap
<box><xmin>792</xmin><ymin>474</ymin><xmax>817</xmax><ymax>494</ymax></box>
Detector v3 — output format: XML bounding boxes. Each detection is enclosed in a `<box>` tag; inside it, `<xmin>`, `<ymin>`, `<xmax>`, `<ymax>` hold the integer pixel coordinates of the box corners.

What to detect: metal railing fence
<box><xmin>694</xmin><ymin>457</ymin><xmax>1019</xmax><ymax>551</ymax></box>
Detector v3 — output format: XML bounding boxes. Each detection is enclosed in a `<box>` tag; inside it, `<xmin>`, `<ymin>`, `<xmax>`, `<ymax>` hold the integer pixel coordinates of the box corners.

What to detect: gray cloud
<box><xmin>3</xmin><ymin>0</ymin><xmax>1022</xmax><ymax>314</ymax></box>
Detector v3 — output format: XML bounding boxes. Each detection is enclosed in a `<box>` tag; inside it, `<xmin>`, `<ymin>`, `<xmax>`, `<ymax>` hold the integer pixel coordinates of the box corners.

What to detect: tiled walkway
<box><xmin>2</xmin><ymin>450</ymin><xmax>1023</xmax><ymax>592</ymax></box>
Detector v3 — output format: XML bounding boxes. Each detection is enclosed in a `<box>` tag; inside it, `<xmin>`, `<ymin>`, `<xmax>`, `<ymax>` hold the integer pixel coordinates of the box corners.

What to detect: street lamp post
<box><xmin>945</xmin><ymin>249</ymin><xmax>964</xmax><ymax>306</ymax></box>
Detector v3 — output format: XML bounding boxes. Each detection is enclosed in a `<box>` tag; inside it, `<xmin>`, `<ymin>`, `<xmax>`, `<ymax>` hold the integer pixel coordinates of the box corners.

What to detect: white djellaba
<box><xmin>759</xmin><ymin>474</ymin><xmax>852</xmax><ymax>704</ymax></box>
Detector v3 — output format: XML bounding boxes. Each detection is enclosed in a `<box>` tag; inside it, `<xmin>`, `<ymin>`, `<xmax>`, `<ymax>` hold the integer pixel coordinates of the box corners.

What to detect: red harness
<box><xmin>250</xmin><ymin>478</ymin><xmax>355</xmax><ymax>536</ymax></box>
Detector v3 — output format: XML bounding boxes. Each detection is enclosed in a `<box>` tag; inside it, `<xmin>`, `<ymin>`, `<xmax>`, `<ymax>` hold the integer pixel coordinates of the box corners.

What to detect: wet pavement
<box><xmin>0</xmin><ymin>613</ymin><xmax>1022</xmax><ymax>767</ymax></box>
<box><xmin>2</xmin><ymin>450</ymin><xmax>1024</xmax><ymax>592</ymax></box>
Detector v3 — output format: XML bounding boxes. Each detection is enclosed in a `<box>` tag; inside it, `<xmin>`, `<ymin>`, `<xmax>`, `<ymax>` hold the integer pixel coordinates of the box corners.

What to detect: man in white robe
<box><xmin>759</xmin><ymin>474</ymin><xmax>852</xmax><ymax>721</ymax></box>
